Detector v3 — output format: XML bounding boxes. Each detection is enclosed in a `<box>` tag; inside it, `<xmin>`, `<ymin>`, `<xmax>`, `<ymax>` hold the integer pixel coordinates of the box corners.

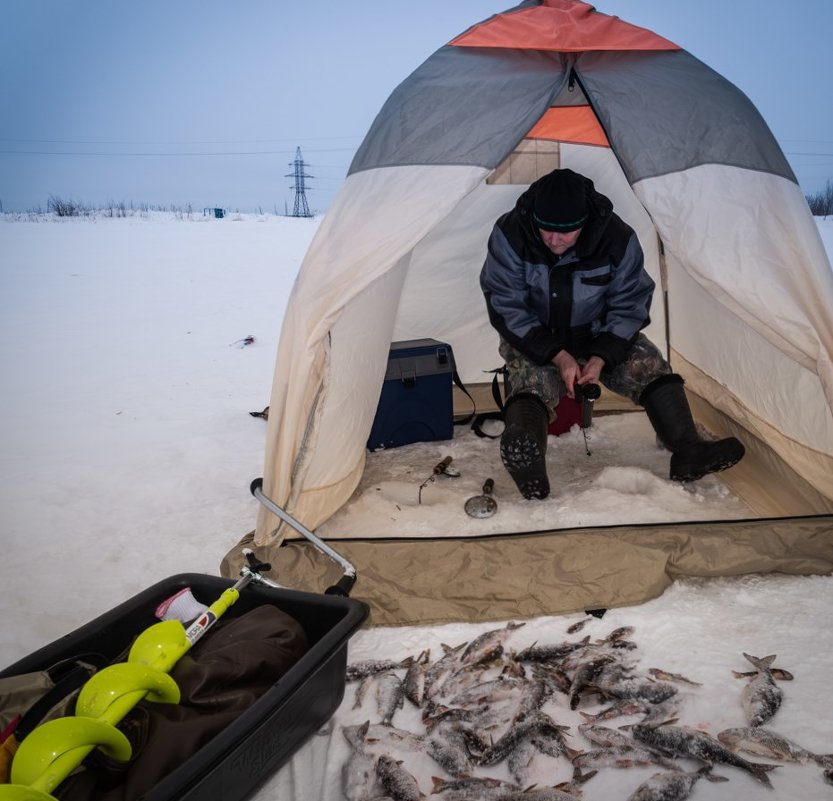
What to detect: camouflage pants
<box><xmin>499</xmin><ymin>334</ymin><xmax>671</xmax><ymax>420</ymax></box>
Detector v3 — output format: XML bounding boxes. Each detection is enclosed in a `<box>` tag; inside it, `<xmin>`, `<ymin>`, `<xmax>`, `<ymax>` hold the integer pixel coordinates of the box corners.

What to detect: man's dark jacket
<box><xmin>479</xmin><ymin>172</ymin><xmax>655</xmax><ymax>368</ymax></box>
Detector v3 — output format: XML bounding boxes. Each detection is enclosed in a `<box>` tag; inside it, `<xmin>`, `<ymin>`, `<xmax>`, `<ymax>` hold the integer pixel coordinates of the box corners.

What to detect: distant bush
<box><xmin>47</xmin><ymin>195</ymin><xmax>89</xmax><ymax>217</ymax></box>
<box><xmin>806</xmin><ymin>180</ymin><xmax>833</xmax><ymax>217</ymax></box>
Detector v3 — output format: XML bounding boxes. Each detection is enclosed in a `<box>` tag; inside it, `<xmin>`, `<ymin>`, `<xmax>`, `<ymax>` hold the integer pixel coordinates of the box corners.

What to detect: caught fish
<box><xmin>578</xmin><ymin>722</ymin><xmax>639</xmax><ymax>749</ymax></box>
<box><xmin>496</xmin><ymin>787</ymin><xmax>583</xmax><ymax>801</ymax></box>
<box><xmin>427</xmin><ymin>729</ymin><xmax>474</xmax><ymax>777</ymax></box>
<box><xmin>579</xmin><ymin>698</ymin><xmax>652</xmax><ymax>722</ymax></box>
<box><xmin>507</xmin><ymin>736</ymin><xmax>538</xmax><ymax>786</ymax></box>
<box><xmin>476</xmin><ymin>711</ymin><xmax>573</xmax><ymax>766</ymax></box>
<box><xmin>376</xmin><ymin>754</ymin><xmax>424</xmax><ymax>801</ymax></box>
<box><xmin>528</xmin><ymin>712</ymin><xmax>578</xmax><ymax>759</ymax></box>
<box><xmin>740</xmin><ymin>653</ymin><xmax>783</xmax><ymax>727</ymax></box>
<box><xmin>572</xmin><ymin>745</ymin><xmax>678</xmax><ymax>771</ymax></box>
<box><xmin>441</xmin><ymin>675</ymin><xmax>529</xmax><ymax>710</ymax></box>
<box><xmin>459</xmin><ymin>621</ymin><xmax>525</xmax><ymax>666</ymax></box>
<box><xmin>403</xmin><ymin>649</ymin><xmax>431</xmax><ymax>706</ymax></box>
<box><xmin>342</xmin><ymin>722</ymin><xmax>379</xmax><ymax>801</ymax></box>
<box><xmin>594</xmin><ymin>662</ymin><xmax>679</xmax><ymax>705</ymax></box>
<box><xmin>342</xmin><ymin>749</ymin><xmax>377</xmax><ymax>801</ymax></box>
<box><xmin>632</xmin><ymin>722</ymin><xmax>779</xmax><ymax>787</ymax></box>
<box><xmin>577</xmin><ymin>722</ymin><xmax>682</xmax><ymax>771</ymax></box>
<box><xmin>427</xmin><ymin>736</ymin><xmax>472</xmax><ymax>776</ymax></box>
<box><xmin>360</xmin><ymin>722</ymin><xmax>425</xmax><ymax>754</ymax></box>
<box><xmin>597</xmin><ymin>626</ymin><xmax>636</xmax><ymax>644</ymax></box>
<box><xmin>424</xmin><ymin>642</ymin><xmax>468</xmax><ymax>700</ymax></box>
<box><xmin>431</xmin><ymin>775</ymin><xmax>522</xmax><ymax>801</ymax></box>
<box><xmin>626</xmin><ymin>766</ymin><xmax>728</xmax><ymax>801</ymax></box>
<box><xmin>717</xmin><ymin>726</ymin><xmax>833</xmax><ymax>765</ymax></box>
<box><xmin>733</xmin><ymin>666</ymin><xmax>794</xmax><ymax>681</ymax></box>
<box><xmin>376</xmin><ymin>671</ymin><xmax>406</xmax><ymax>726</ymax></box>
<box><xmin>347</xmin><ymin>656</ymin><xmax>412</xmax><ymax>681</ymax></box>
<box><xmin>514</xmin><ymin>636</ymin><xmax>590</xmax><ymax>665</ymax></box>
<box><xmin>569</xmin><ymin>654</ymin><xmax>615</xmax><ymax>709</ymax></box>
<box><xmin>567</xmin><ymin>617</ymin><xmax>594</xmax><ymax>634</ymax></box>
<box><xmin>647</xmin><ymin>668</ymin><xmax>702</xmax><ymax>687</ymax></box>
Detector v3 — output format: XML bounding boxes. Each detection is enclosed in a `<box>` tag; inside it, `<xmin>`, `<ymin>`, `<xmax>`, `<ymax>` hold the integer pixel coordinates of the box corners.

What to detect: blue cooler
<box><xmin>367</xmin><ymin>338</ymin><xmax>455</xmax><ymax>450</ymax></box>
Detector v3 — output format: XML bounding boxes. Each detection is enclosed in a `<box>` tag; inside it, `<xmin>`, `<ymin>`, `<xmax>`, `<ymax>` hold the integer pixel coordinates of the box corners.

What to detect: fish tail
<box><xmin>742</xmin><ymin>652</ymin><xmax>776</xmax><ymax>671</ymax></box>
<box><xmin>747</xmin><ymin>761</ymin><xmax>779</xmax><ymax>787</ymax></box>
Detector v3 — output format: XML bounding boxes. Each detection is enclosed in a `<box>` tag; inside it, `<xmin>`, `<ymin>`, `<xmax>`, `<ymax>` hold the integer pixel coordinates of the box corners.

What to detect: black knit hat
<box><xmin>532</xmin><ymin>169</ymin><xmax>588</xmax><ymax>232</ymax></box>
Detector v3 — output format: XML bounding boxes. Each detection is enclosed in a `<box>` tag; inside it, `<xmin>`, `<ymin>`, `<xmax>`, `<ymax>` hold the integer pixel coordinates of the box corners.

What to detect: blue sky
<box><xmin>1</xmin><ymin>0</ymin><xmax>831</xmax><ymax>213</ymax></box>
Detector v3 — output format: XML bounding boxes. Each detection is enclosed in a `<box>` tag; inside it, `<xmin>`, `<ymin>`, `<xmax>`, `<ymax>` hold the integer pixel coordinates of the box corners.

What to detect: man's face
<box><xmin>539</xmin><ymin>227</ymin><xmax>582</xmax><ymax>256</ymax></box>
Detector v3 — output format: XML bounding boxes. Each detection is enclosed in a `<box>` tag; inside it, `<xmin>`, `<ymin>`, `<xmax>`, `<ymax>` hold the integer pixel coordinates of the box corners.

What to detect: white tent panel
<box><xmin>256</xmin><ymin>164</ymin><xmax>490</xmax><ymax>541</ymax></box>
<box><xmin>635</xmin><ymin>166</ymin><xmax>833</xmax><ymax>414</ymax></box>
<box><xmin>667</xmin><ymin>252</ymin><xmax>833</xmax><ymax>451</ymax></box>
<box><xmin>391</xmin><ymin>182</ymin><xmax>521</xmax><ymax>383</ymax></box>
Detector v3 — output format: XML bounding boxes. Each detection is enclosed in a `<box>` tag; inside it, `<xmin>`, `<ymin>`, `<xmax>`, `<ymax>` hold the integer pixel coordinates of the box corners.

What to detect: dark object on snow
<box><xmin>0</xmin><ymin>574</ymin><xmax>368</xmax><ymax>801</ymax></box>
<box><xmin>500</xmin><ymin>393</ymin><xmax>550</xmax><ymax>499</ymax></box>
<box><xmin>464</xmin><ymin>479</ymin><xmax>498</xmax><ymax>519</ymax></box>
<box><xmin>586</xmin><ymin>608</ymin><xmax>608</xmax><ymax>619</ymax></box>
<box><xmin>250</xmin><ymin>406</ymin><xmax>269</xmax><ymax>420</ymax></box>
<box><xmin>641</xmin><ymin>374</ymin><xmax>745</xmax><ymax>481</ymax></box>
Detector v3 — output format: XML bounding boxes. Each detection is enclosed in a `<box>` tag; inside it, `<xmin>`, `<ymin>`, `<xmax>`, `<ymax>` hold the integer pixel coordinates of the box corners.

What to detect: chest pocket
<box><xmin>580</xmin><ymin>271</ymin><xmax>612</xmax><ymax>286</ymax></box>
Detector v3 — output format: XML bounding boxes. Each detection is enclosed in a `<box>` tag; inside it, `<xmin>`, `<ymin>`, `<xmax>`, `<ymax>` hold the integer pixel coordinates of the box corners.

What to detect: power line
<box><xmin>0</xmin><ymin>148</ymin><xmax>356</xmax><ymax>157</ymax></box>
<box><xmin>0</xmin><ymin>135</ymin><xmax>363</xmax><ymax>145</ymax></box>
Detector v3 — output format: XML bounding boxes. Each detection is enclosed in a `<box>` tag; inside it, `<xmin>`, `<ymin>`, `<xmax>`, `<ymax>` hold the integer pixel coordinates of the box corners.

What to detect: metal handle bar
<box><xmin>250</xmin><ymin>478</ymin><xmax>357</xmax><ymax>596</ymax></box>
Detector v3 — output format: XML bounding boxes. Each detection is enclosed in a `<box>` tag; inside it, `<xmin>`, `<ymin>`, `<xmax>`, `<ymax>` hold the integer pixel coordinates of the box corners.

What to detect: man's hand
<box><xmin>578</xmin><ymin>355</ymin><xmax>604</xmax><ymax>388</ymax></box>
<box><xmin>553</xmin><ymin>350</ymin><xmax>580</xmax><ymax>398</ymax></box>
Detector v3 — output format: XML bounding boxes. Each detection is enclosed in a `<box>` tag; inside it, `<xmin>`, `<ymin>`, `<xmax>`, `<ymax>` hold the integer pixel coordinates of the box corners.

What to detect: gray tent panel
<box><xmin>577</xmin><ymin>50</ymin><xmax>796</xmax><ymax>184</ymax></box>
<box><xmin>349</xmin><ymin>46</ymin><xmax>568</xmax><ymax>174</ymax></box>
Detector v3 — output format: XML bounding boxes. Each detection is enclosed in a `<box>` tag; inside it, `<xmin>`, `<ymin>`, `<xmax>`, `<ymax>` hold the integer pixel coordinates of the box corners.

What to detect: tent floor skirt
<box><xmin>221</xmin><ymin>516</ymin><xmax>833</xmax><ymax>627</ymax></box>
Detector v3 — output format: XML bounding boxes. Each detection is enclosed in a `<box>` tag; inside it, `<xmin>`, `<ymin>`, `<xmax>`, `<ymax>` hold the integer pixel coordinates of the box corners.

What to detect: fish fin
<box><xmin>732</xmin><ymin>670</ymin><xmax>753</xmax><ymax>678</ymax></box>
<box><xmin>706</xmin><ymin>774</ymin><xmax>731</xmax><ymax>783</ymax></box>
<box><xmin>770</xmin><ymin>668</ymin><xmax>794</xmax><ymax>681</ymax></box>
<box><xmin>564</xmin><ymin>768</ymin><xmax>597</xmax><ymax>787</ymax></box>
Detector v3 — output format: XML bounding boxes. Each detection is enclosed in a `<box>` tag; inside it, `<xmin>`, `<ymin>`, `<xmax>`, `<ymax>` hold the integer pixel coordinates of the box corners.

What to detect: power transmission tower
<box><xmin>286</xmin><ymin>146</ymin><xmax>313</xmax><ymax>217</ymax></box>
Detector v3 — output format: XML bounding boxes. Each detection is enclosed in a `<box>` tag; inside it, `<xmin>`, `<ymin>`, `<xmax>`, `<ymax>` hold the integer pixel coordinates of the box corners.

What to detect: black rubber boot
<box><xmin>500</xmin><ymin>394</ymin><xmax>550</xmax><ymax>499</ymax></box>
<box><xmin>640</xmin><ymin>374</ymin><xmax>745</xmax><ymax>482</ymax></box>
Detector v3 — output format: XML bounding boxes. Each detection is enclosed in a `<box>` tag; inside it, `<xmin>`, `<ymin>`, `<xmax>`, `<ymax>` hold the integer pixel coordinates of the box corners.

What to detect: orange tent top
<box><xmin>450</xmin><ymin>0</ymin><xmax>679</xmax><ymax>52</ymax></box>
<box><xmin>527</xmin><ymin>106</ymin><xmax>610</xmax><ymax>147</ymax></box>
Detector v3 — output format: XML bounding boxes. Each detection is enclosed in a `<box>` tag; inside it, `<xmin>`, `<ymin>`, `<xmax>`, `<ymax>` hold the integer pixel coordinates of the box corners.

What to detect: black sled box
<box><xmin>0</xmin><ymin>573</ymin><xmax>368</xmax><ymax>801</ymax></box>
<box><xmin>367</xmin><ymin>338</ymin><xmax>455</xmax><ymax>451</ymax></box>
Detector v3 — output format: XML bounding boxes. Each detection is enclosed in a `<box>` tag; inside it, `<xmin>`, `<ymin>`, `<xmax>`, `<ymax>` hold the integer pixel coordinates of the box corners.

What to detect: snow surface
<box><xmin>1</xmin><ymin>212</ymin><xmax>832</xmax><ymax>800</ymax></box>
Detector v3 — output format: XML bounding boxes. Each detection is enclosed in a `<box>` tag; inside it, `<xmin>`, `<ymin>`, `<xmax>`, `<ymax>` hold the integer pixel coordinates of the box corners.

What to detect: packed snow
<box><xmin>1</xmin><ymin>212</ymin><xmax>831</xmax><ymax>800</ymax></box>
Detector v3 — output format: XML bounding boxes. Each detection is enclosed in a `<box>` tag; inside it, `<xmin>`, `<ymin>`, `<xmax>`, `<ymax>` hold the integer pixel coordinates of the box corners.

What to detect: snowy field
<box><xmin>1</xmin><ymin>212</ymin><xmax>832</xmax><ymax>800</ymax></box>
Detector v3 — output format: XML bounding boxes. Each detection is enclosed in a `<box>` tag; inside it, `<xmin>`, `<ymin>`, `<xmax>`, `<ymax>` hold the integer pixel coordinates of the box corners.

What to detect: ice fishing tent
<box><xmin>223</xmin><ymin>0</ymin><xmax>833</xmax><ymax>622</ymax></box>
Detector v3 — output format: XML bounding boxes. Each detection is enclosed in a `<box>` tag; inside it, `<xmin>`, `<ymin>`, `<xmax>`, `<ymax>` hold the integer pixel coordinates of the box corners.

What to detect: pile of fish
<box><xmin>340</xmin><ymin>621</ymin><xmax>831</xmax><ymax>801</ymax></box>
